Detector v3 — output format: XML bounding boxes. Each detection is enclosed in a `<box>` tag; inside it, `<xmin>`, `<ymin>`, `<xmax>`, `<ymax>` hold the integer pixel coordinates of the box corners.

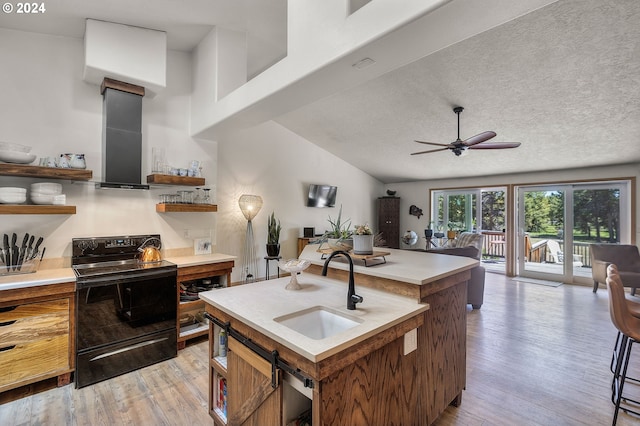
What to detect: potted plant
<box><xmin>353</xmin><ymin>224</ymin><xmax>374</xmax><ymax>255</ymax></box>
<box><xmin>266</xmin><ymin>211</ymin><xmax>281</xmax><ymax>257</ymax></box>
<box><xmin>434</xmin><ymin>221</ymin><xmax>445</xmax><ymax>238</ymax></box>
<box><xmin>323</xmin><ymin>205</ymin><xmax>351</xmax><ymax>249</ymax></box>
<box><xmin>447</xmin><ymin>222</ymin><xmax>459</xmax><ymax>239</ymax></box>
<box><xmin>424</xmin><ymin>221</ymin><xmax>434</xmax><ymax>238</ymax></box>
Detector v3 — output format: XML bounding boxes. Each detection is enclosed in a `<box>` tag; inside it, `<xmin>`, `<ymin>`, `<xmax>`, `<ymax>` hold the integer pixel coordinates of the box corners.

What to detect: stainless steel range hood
<box><xmin>96</xmin><ymin>78</ymin><xmax>149</xmax><ymax>190</ymax></box>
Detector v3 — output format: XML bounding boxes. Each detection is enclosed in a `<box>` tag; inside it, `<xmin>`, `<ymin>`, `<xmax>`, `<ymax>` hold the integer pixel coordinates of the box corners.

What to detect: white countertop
<box><xmin>0</xmin><ymin>253</ymin><xmax>236</xmax><ymax>292</ymax></box>
<box><xmin>199</xmin><ymin>274</ymin><xmax>428</xmax><ymax>363</ymax></box>
<box><xmin>0</xmin><ymin>267</ymin><xmax>76</xmax><ymax>291</ymax></box>
<box><xmin>164</xmin><ymin>253</ymin><xmax>236</xmax><ymax>268</ymax></box>
<box><xmin>299</xmin><ymin>244</ymin><xmax>478</xmax><ymax>285</ymax></box>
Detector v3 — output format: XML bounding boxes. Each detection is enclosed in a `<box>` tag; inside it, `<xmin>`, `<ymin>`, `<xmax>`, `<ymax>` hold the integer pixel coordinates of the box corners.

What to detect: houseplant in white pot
<box><xmin>323</xmin><ymin>205</ymin><xmax>352</xmax><ymax>250</ymax></box>
<box><xmin>353</xmin><ymin>224</ymin><xmax>374</xmax><ymax>255</ymax></box>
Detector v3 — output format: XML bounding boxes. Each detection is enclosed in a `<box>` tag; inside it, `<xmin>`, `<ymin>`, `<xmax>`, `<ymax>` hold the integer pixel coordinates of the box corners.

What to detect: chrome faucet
<box><xmin>321</xmin><ymin>250</ymin><xmax>363</xmax><ymax>310</ymax></box>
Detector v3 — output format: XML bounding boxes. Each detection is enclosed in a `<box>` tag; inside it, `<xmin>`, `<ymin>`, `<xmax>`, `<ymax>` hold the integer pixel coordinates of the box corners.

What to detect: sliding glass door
<box><xmin>432</xmin><ymin>187</ymin><xmax>508</xmax><ymax>273</ymax></box>
<box><xmin>516</xmin><ymin>181</ymin><xmax>630</xmax><ymax>284</ymax></box>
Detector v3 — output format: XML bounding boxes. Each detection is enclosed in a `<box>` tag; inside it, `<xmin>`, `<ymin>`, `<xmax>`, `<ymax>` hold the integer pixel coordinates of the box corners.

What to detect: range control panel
<box><xmin>72</xmin><ymin>234</ymin><xmax>160</xmax><ymax>259</ymax></box>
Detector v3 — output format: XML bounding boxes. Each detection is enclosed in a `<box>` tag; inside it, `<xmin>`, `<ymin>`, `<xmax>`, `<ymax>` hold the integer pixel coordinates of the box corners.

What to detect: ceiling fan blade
<box><xmin>468</xmin><ymin>142</ymin><xmax>521</xmax><ymax>149</ymax></box>
<box><xmin>463</xmin><ymin>131</ymin><xmax>496</xmax><ymax>147</ymax></box>
<box><xmin>410</xmin><ymin>147</ymin><xmax>449</xmax><ymax>155</ymax></box>
<box><xmin>414</xmin><ymin>140</ymin><xmax>450</xmax><ymax>147</ymax></box>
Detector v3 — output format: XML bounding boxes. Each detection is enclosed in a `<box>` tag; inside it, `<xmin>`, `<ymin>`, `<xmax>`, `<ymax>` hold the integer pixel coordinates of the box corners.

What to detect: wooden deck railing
<box><xmin>480</xmin><ymin>231</ymin><xmax>593</xmax><ymax>268</ymax></box>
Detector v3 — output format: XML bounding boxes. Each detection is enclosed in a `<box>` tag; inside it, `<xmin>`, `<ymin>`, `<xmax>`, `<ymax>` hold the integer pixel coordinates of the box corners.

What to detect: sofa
<box><xmin>591</xmin><ymin>244</ymin><xmax>640</xmax><ymax>294</ymax></box>
<box><xmin>425</xmin><ymin>232</ymin><xmax>486</xmax><ymax>309</ymax></box>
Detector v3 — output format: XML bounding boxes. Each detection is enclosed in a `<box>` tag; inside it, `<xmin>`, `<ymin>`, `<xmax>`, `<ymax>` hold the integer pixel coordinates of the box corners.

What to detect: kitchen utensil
<box><xmin>17</xmin><ymin>233</ymin><xmax>28</xmax><ymax>271</ymax></box>
<box><xmin>25</xmin><ymin>235</ymin><xmax>34</xmax><ymax>262</ymax></box>
<box><xmin>3</xmin><ymin>234</ymin><xmax>8</xmax><ymax>272</ymax></box>
<box><xmin>11</xmin><ymin>233</ymin><xmax>17</xmax><ymax>271</ymax></box>
<box><xmin>138</xmin><ymin>237</ymin><xmax>162</xmax><ymax>263</ymax></box>
<box><xmin>39</xmin><ymin>247</ymin><xmax>46</xmax><ymax>261</ymax></box>
<box><xmin>31</xmin><ymin>236</ymin><xmax>43</xmax><ymax>261</ymax></box>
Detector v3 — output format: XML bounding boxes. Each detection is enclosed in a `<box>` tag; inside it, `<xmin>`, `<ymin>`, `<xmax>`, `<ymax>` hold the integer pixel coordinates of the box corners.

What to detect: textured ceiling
<box><xmin>275</xmin><ymin>0</ymin><xmax>640</xmax><ymax>183</ymax></box>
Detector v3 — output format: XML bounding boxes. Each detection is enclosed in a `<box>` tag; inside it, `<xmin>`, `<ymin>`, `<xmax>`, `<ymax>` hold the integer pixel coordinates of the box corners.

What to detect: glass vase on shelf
<box><xmin>194</xmin><ymin>188</ymin><xmax>202</xmax><ymax>204</ymax></box>
<box><xmin>202</xmin><ymin>188</ymin><xmax>211</xmax><ymax>205</ymax></box>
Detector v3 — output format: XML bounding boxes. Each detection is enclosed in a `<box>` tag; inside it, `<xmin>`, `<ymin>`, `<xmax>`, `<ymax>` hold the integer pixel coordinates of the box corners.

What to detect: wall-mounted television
<box><xmin>307</xmin><ymin>184</ymin><xmax>337</xmax><ymax>207</ymax></box>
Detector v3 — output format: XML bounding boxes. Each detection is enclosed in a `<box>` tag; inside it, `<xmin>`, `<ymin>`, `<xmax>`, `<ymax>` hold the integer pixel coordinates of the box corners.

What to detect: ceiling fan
<box><xmin>411</xmin><ymin>106</ymin><xmax>521</xmax><ymax>156</ymax></box>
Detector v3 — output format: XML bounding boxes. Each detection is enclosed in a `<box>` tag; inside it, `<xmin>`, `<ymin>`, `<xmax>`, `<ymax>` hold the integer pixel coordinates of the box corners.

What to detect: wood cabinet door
<box><xmin>227</xmin><ymin>337</ymin><xmax>282</xmax><ymax>426</ymax></box>
<box><xmin>378</xmin><ymin>197</ymin><xmax>400</xmax><ymax>249</ymax></box>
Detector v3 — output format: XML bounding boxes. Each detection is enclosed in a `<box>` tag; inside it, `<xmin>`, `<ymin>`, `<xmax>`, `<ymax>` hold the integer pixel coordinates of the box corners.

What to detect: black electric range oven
<box><xmin>72</xmin><ymin>235</ymin><xmax>177</xmax><ymax>388</ymax></box>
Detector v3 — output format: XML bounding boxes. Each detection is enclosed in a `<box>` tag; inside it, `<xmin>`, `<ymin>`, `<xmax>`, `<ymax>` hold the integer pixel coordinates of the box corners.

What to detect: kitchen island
<box><xmin>200</xmin><ymin>245</ymin><xmax>477</xmax><ymax>425</ymax></box>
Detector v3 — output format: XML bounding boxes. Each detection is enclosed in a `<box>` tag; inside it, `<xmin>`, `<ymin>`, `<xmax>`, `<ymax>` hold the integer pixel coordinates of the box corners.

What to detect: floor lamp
<box><xmin>239</xmin><ymin>194</ymin><xmax>263</xmax><ymax>283</ymax></box>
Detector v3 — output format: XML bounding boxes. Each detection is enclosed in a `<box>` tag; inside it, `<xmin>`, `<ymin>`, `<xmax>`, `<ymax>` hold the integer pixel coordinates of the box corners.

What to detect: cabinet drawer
<box><xmin>0</xmin><ymin>299</ymin><xmax>69</xmax><ymax>346</ymax></box>
<box><xmin>0</xmin><ymin>333</ymin><xmax>70</xmax><ymax>389</ymax></box>
<box><xmin>0</xmin><ymin>299</ymin><xmax>69</xmax><ymax>322</ymax></box>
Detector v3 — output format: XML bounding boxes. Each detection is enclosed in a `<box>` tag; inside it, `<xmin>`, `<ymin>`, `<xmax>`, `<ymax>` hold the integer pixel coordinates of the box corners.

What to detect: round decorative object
<box><xmin>386</xmin><ymin>189</ymin><xmax>397</xmax><ymax>196</ymax></box>
<box><xmin>402</xmin><ymin>230</ymin><xmax>418</xmax><ymax>246</ymax></box>
<box><xmin>278</xmin><ymin>259</ymin><xmax>311</xmax><ymax>290</ymax></box>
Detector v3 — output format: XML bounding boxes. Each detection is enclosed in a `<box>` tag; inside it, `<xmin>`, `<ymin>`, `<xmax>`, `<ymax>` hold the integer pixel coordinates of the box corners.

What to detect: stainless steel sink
<box><xmin>273</xmin><ymin>306</ymin><xmax>362</xmax><ymax>340</ymax></box>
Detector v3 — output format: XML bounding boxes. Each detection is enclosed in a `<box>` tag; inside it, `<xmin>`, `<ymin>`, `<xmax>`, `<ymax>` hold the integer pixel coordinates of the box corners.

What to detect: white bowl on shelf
<box><xmin>0</xmin><ymin>193</ymin><xmax>27</xmax><ymax>204</ymax></box>
<box><xmin>31</xmin><ymin>192</ymin><xmax>66</xmax><ymax>205</ymax></box>
<box><xmin>0</xmin><ymin>141</ymin><xmax>31</xmax><ymax>153</ymax></box>
<box><xmin>0</xmin><ymin>150</ymin><xmax>37</xmax><ymax>164</ymax></box>
<box><xmin>30</xmin><ymin>182</ymin><xmax>62</xmax><ymax>195</ymax></box>
<box><xmin>0</xmin><ymin>187</ymin><xmax>27</xmax><ymax>194</ymax></box>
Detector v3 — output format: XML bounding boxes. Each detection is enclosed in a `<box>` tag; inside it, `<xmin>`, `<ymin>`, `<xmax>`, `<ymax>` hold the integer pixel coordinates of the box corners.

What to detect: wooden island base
<box><xmin>308</xmin><ymin>264</ymin><xmax>469</xmax><ymax>424</ymax></box>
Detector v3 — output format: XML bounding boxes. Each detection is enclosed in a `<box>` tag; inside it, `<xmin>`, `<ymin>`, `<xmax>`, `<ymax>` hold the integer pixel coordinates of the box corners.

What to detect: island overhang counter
<box><xmin>299</xmin><ymin>244</ymin><xmax>477</xmax><ymax>424</ymax></box>
<box><xmin>200</xmin><ymin>245</ymin><xmax>477</xmax><ymax>425</ymax></box>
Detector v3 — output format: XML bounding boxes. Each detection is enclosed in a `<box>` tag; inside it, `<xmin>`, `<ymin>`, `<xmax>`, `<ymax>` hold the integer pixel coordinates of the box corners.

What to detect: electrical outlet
<box><xmin>404</xmin><ymin>328</ymin><xmax>417</xmax><ymax>355</ymax></box>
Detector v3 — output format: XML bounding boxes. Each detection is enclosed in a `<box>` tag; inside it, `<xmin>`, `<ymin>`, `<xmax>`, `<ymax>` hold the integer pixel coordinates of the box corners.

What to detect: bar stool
<box><xmin>606</xmin><ymin>270</ymin><xmax>640</xmax><ymax>424</ymax></box>
<box><xmin>608</xmin><ymin>265</ymin><xmax>640</xmax><ymax>377</ymax></box>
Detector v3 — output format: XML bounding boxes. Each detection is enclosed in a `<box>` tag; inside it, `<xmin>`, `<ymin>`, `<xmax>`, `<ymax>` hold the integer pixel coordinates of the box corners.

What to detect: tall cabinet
<box><xmin>378</xmin><ymin>196</ymin><xmax>400</xmax><ymax>249</ymax></box>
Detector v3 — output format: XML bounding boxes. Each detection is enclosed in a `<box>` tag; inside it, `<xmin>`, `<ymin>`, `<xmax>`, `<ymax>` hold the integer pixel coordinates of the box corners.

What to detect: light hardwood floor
<box><xmin>1</xmin><ymin>272</ymin><xmax>639</xmax><ymax>425</ymax></box>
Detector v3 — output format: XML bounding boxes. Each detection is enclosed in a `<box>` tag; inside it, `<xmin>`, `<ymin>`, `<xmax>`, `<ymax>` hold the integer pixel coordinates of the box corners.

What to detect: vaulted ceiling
<box><xmin>2</xmin><ymin>0</ymin><xmax>638</xmax><ymax>183</ymax></box>
<box><xmin>274</xmin><ymin>0</ymin><xmax>640</xmax><ymax>182</ymax></box>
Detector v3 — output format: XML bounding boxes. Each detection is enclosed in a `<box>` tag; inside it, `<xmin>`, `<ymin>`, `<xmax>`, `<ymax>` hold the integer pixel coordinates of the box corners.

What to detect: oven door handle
<box><xmin>76</xmin><ymin>268</ymin><xmax>177</xmax><ymax>288</ymax></box>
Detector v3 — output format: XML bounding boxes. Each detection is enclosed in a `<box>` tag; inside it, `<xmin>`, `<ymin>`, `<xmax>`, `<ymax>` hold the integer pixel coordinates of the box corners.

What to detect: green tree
<box><xmin>482</xmin><ymin>191</ymin><xmax>505</xmax><ymax>231</ymax></box>
<box><xmin>524</xmin><ymin>191</ymin><xmax>551</xmax><ymax>233</ymax></box>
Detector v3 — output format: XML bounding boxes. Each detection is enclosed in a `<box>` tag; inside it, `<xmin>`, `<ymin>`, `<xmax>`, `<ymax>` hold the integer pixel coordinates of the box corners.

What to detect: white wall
<box><xmin>387</xmin><ymin>163</ymin><xmax>640</xmax><ymax>248</ymax></box>
<box><xmin>0</xmin><ymin>28</ymin><xmax>385</xmax><ymax>273</ymax></box>
<box><xmin>215</xmin><ymin>121</ymin><xmax>384</xmax><ymax>283</ymax></box>
<box><xmin>0</xmin><ymin>28</ymin><xmax>217</xmax><ymax>259</ymax></box>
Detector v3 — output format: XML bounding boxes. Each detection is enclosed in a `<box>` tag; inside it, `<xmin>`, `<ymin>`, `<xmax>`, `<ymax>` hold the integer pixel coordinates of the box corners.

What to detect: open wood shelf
<box><xmin>156</xmin><ymin>203</ymin><xmax>217</xmax><ymax>212</ymax></box>
<box><xmin>179</xmin><ymin>323</ymin><xmax>209</xmax><ymax>339</ymax></box>
<box><xmin>147</xmin><ymin>174</ymin><xmax>205</xmax><ymax>186</ymax></box>
<box><xmin>0</xmin><ymin>205</ymin><xmax>76</xmax><ymax>214</ymax></box>
<box><xmin>0</xmin><ymin>164</ymin><xmax>92</xmax><ymax>180</ymax></box>
<box><xmin>212</xmin><ymin>355</ymin><xmax>228</xmax><ymax>374</ymax></box>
